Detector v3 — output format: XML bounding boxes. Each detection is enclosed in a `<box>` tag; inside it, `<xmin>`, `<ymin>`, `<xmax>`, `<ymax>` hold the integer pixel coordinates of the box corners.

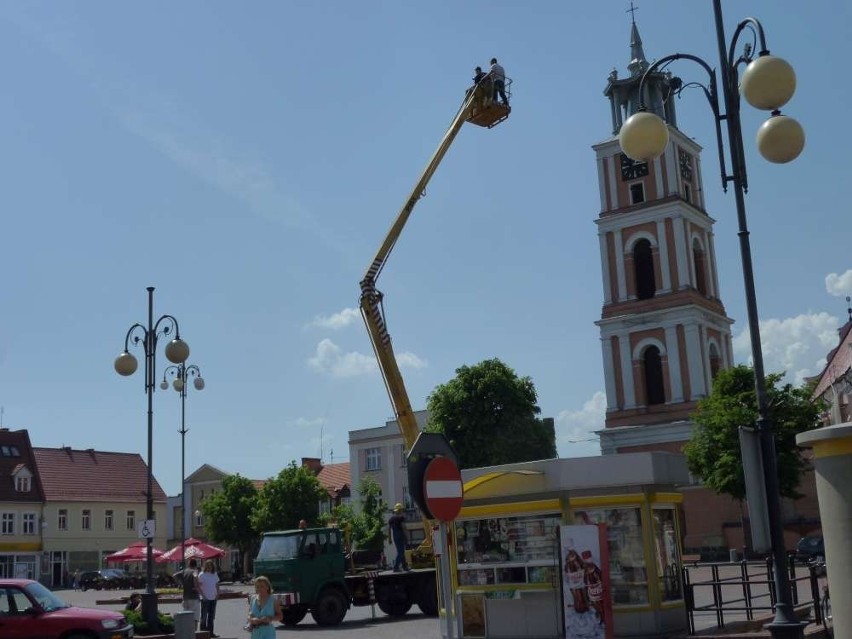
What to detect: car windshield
<box><xmin>257</xmin><ymin>535</ymin><xmax>301</xmax><ymax>560</ymax></box>
<box><xmin>25</xmin><ymin>582</ymin><xmax>70</xmax><ymax>612</ymax></box>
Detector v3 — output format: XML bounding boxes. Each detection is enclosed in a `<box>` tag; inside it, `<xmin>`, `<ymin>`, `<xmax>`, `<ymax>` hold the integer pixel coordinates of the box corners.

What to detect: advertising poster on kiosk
<box><xmin>559</xmin><ymin>524</ymin><xmax>612</xmax><ymax>639</ymax></box>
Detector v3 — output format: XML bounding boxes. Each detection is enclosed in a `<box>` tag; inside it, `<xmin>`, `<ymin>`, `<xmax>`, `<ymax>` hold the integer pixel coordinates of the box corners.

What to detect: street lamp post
<box><xmin>114</xmin><ymin>287</ymin><xmax>190</xmax><ymax>628</ymax></box>
<box><xmin>619</xmin><ymin>3</ymin><xmax>805</xmax><ymax>638</ymax></box>
<box><xmin>161</xmin><ymin>363</ymin><xmax>205</xmax><ymax>570</ymax></box>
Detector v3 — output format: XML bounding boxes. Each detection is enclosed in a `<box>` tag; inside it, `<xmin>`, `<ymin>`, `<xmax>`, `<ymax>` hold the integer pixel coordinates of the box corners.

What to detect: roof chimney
<box><xmin>301</xmin><ymin>457</ymin><xmax>323</xmax><ymax>474</ymax></box>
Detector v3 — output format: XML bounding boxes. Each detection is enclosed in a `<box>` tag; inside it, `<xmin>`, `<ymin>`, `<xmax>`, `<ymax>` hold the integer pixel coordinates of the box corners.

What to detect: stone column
<box><xmin>796</xmin><ymin>422</ymin><xmax>852</xmax><ymax>639</ymax></box>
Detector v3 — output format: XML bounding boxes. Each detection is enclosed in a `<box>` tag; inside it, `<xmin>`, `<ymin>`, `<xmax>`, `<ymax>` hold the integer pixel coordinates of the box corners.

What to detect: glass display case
<box><xmin>456</xmin><ymin>514</ymin><xmax>561</xmax><ymax>586</ymax></box>
<box><xmin>652</xmin><ymin>507</ymin><xmax>682</xmax><ymax>601</ymax></box>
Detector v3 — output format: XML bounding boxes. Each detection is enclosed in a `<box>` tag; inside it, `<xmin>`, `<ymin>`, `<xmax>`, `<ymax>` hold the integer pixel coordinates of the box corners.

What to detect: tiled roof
<box><xmin>812</xmin><ymin>320</ymin><xmax>852</xmax><ymax>398</ymax></box>
<box><xmin>252</xmin><ymin>479</ymin><xmax>266</xmax><ymax>491</ymax></box>
<box><xmin>33</xmin><ymin>447</ymin><xmax>167</xmax><ymax>503</ymax></box>
<box><xmin>316</xmin><ymin>462</ymin><xmax>350</xmax><ymax>498</ymax></box>
<box><xmin>0</xmin><ymin>429</ymin><xmax>45</xmax><ymax>502</ymax></box>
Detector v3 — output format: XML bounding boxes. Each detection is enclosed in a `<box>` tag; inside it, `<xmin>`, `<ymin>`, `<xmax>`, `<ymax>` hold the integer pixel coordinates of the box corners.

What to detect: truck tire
<box><xmin>311</xmin><ymin>588</ymin><xmax>348</xmax><ymax>626</ymax></box>
<box><xmin>416</xmin><ymin>575</ymin><xmax>438</xmax><ymax>616</ymax></box>
<box><xmin>281</xmin><ymin>605</ymin><xmax>308</xmax><ymax>627</ymax></box>
<box><xmin>376</xmin><ymin>583</ymin><xmax>413</xmax><ymax>617</ymax></box>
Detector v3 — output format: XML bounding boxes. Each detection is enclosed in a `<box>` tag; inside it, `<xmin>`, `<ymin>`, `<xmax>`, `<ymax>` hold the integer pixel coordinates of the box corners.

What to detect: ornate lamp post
<box><xmin>114</xmin><ymin>286</ymin><xmax>190</xmax><ymax>627</ymax></box>
<box><xmin>161</xmin><ymin>363</ymin><xmax>205</xmax><ymax>569</ymax></box>
<box><xmin>618</xmin><ymin>3</ymin><xmax>804</xmax><ymax>638</ymax></box>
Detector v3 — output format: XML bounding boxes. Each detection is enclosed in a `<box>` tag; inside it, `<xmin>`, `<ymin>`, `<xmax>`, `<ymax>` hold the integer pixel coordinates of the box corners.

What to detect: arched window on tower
<box><xmin>634</xmin><ymin>239</ymin><xmax>656</xmax><ymax>300</ymax></box>
<box><xmin>692</xmin><ymin>238</ymin><xmax>707</xmax><ymax>296</ymax></box>
<box><xmin>643</xmin><ymin>346</ymin><xmax>666</xmax><ymax>405</ymax></box>
<box><xmin>709</xmin><ymin>343</ymin><xmax>722</xmax><ymax>382</ymax></box>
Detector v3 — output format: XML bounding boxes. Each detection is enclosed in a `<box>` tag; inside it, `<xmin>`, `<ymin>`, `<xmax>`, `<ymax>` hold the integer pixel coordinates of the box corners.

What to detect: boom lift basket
<box><xmin>466</xmin><ymin>77</ymin><xmax>512</xmax><ymax>128</ymax></box>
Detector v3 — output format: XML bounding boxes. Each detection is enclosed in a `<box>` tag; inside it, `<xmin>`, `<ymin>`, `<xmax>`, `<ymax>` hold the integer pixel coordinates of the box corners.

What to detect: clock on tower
<box><xmin>620</xmin><ymin>153</ymin><xmax>649</xmax><ymax>180</ymax></box>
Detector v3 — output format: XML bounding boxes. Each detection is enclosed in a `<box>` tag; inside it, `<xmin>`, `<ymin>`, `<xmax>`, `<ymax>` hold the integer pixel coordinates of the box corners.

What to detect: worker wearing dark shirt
<box><xmin>388</xmin><ymin>503</ymin><xmax>410</xmax><ymax>572</ymax></box>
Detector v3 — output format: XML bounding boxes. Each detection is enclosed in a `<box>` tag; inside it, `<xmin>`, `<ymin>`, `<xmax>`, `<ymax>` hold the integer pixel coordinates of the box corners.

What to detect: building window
<box><xmin>642</xmin><ymin>346</ymin><xmax>666</xmax><ymax>405</ymax></box>
<box><xmin>692</xmin><ymin>238</ymin><xmax>707</xmax><ymax>295</ymax></box>
<box><xmin>709</xmin><ymin>343</ymin><xmax>722</xmax><ymax>382</ymax></box>
<box><xmin>1</xmin><ymin>513</ymin><xmax>14</xmax><ymax>535</ymax></box>
<box><xmin>195</xmin><ymin>510</ymin><xmax>204</xmax><ymax>527</ymax></box>
<box><xmin>81</xmin><ymin>510</ymin><xmax>91</xmax><ymax>531</ymax></box>
<box><xmin>58</xmin><ymin>509</ymin><xmax>68</xmax><ymax>531</ymax></box>
<box><xmin>15</xmin><ymin>475</ymin><xmax>30</xmax><ymax>492</ymax></box>
<box><xmin>126</xmin><ymin>510</ymin><xmax>135</xmax><ymax>531</ymax></box>
<box><xmin>365</xmin><ymin>447</ymin><xmax>382</xmax><ymax>471</ymax></box>
<box><xmin>400</xmin><ymin>444</ymin><xmax>407</xmax><ymax>467</ymax></box>
<box><xmin>633</xmin><ymin>238</ymin><xmax>656</xmax><ymax>300</ymax></box>
<box><xmin>683</xmin><ymin>183</ymin><xmax>692</xmax><ymax>203</ymax></box>
<box><xmin>105</xmin><ymin>510</ymin><xmax>114</xmax><ymax>531</ymax></box>
<box><xmin>629</xmin><ymin>182</ymin><xmax>645</xmax><ymax>205</ymax></box>
<box><xmin>22</xmin><ymin>513</ymin><xmax>36</xmax><ymax>535</ymax></box>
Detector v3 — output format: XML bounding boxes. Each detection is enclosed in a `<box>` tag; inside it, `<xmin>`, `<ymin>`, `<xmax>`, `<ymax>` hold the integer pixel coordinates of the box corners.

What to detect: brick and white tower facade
<box><xmin>594</xmin><ymin>19</ymin><xmax>734</xmax><ymax>456</ymax></box>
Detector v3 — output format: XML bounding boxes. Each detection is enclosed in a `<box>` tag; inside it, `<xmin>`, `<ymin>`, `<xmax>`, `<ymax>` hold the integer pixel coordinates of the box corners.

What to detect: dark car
<box><xmin>794</xmin><ymin>534</ymin><xmax>824</xmax><ymax>562</ymax></box>
<box><xmin>80</xmin><ymin>569</ymin><xmax>131</xmax><ymax>591</ymax></box>
<box><xmin>0</xmin><ymin>578</ymin><xmax>133</xmax><ymax>638</ymax></box>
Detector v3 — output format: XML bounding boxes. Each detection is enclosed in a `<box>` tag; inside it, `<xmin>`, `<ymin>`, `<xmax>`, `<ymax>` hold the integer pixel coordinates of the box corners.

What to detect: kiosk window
<box><xmin>652</xmin><ymin>508</ymin><xmax>681</xmax><ymax>601</ymax></box>
<box><xmin>574</xmin><ymin>507</ymin><xmax>649</xmax><ymax>605</ymax></box>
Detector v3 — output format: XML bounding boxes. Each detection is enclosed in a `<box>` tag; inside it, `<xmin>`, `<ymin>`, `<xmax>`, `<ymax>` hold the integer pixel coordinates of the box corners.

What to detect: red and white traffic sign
<box><xmin>423</xmin><ymin>456</ymin><xmax>464</xmax><ymax>521</ymax></box>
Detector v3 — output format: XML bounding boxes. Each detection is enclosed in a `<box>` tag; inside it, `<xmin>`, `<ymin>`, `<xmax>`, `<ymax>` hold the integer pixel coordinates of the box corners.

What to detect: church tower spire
<box><xmin>604</xmin><ymin>13</ymin><xmax>680</xmax><ymax>135</ymax></box>
<box><xmin>627</xmin><ymin>10</ymin><xmax>648</xmax><ymax>77</ymax></box>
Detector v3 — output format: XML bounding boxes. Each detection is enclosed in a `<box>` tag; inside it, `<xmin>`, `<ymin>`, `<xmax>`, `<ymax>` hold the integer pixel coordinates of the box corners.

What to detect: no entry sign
<box><xmin>423</xmin><ymin>456</ymin><xmax>464</xmax><ymax>521</ymax></box>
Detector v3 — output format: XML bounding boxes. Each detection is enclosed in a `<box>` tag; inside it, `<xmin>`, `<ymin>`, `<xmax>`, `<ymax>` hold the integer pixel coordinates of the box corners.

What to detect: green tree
<box><xmin>683</xmin><ymin>365</ymin><xmax>823</xmax><ymax>501</ymax></box>
<box><xmin>199</xmin><ymin>474</ymin><xmax>260</xmax><ymax>570</ymax></box>
<box><xmin>251</xmin><ymin>462</ymin><xmax>325</xmax><ymax>532</ymax></box>
<box><xmin>349</xmin><ymin>476</ymin><xmax>387</xmax><ymax>551</ymax></box>
<box><xmin>426</xmin><ymin>358</ymin><xmax>557</xmax><ymax>468</ymax></box>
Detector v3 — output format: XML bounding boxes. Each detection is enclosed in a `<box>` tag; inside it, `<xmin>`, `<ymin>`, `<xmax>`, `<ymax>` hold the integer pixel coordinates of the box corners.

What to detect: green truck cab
<box><xmin>254</xmin><ymin>527</ymin><xmax>437</xmax><ymax>627</ymax></box>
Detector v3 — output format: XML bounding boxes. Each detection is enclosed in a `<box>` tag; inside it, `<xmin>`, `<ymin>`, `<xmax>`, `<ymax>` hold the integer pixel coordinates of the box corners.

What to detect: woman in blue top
<box><xmin>247</xmin><ymin>576</ymin><xmax>282</xmax><ymax>639</ymax></box>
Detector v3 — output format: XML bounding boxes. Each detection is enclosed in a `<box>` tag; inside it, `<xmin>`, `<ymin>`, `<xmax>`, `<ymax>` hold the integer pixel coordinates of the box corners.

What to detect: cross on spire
<box><xmin>626</xmin><ymin>1</ymin><xmax>639</xmax><ymax>24</ymax></box>
<box><xmin>846</xmin><ymin>295</ymin><xmax>851</xmax><ymax>322</ymax></box>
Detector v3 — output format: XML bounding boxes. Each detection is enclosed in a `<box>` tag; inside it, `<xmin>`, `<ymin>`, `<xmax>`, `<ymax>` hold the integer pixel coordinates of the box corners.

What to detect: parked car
<box><xmin>79</xmin><ymin>569</ymin><xmax>131</xmax><ymax>591</ymax></box>
<box><xmin>0</xmin><ymin>578</ymin><xmax>133</xmax><ymax>638</ymax></box>
<box><xmin>794</xmin><ymin>533</ymin><xmax>824</xmax><ymax>562</ymax></box>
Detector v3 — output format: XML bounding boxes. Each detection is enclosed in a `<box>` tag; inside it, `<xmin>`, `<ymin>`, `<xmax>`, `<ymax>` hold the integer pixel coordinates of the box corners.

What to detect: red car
<box><xmin>0</xmin><ymin>578</ymin><xmax>133</xmax><ymax>639</ymax></box>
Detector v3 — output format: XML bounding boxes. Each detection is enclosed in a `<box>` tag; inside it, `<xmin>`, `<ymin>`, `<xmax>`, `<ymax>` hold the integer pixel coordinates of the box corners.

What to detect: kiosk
<box><xmin>450</xmin><ymin>452</ymin><xmax>689</xmax><ymax>639</ymax></box>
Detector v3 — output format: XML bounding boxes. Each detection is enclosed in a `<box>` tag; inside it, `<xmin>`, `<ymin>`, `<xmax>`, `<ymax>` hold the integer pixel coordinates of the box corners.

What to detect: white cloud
<box><xmin>555</xmin><ymin>391</ymin><xmax>606</xmax><ymax>458</ymax></box>
<box><xmin>309</xmin><ymin>308</ymin><xmax>360</xmax><ymax>330</ymax></box>
<box><xmin>307</xmin><ymin>339</ymin><xmax>427</xmax><ymax>378</ymax></box>
<box><xmin>732</xmin><ymin>312</ymin><xmax>840</xmax><ymax>385</ymax></box>
<box><xmin>826</xmin><ymin>270</ymin><xmax>852</xmax><ymax>297</ymax></box>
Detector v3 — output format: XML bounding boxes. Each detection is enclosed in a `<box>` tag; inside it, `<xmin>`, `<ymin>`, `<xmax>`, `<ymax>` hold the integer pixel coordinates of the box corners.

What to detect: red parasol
<box><xmin>105</xmin><ymin>541</ymin><xmax>165</xmax><ymax>563</ymax></box>
<box><xmin>155</xmin><ymin>537</ymin><xmax>226</xmax><ymax>563</ymax></box>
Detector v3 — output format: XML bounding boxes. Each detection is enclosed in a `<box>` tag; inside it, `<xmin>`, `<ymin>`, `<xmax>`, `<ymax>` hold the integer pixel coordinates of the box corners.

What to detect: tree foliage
<box><xmin>251</xmin><ymin>462</ymin><xmax>325</xmax><ymax>532</ymax></box>
<box><xmin>199</xmin><ymin>474</ymin><xmax>260</xmax><ymax>564</ymax></box>
<box><xmin>426</xmin><ymin>358</ymin><xmax>557</xmax><ymax>469</ymax></box>
<box><xmin>683</xmin><ymin>365</ymin><xmax>823</xmax><ymax>501</ymax></box>
<box><xmin>350</xmin><ymin>476</ymin><xmax>387</xmax><ymax>551</ymax></box>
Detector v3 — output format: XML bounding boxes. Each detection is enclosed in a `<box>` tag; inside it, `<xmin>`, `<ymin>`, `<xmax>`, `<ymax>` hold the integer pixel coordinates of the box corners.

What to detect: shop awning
<box><xmin>463</xmin><ymin>469</ymin><xmax>545</xmax><ymax>500</ymax></box>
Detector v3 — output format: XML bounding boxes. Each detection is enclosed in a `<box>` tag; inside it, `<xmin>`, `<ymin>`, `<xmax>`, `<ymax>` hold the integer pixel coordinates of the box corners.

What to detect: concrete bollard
<box><xmin>173</xmin><ymin>610</ymin><xmax>195</xmax><ymax>639</ymax></box>
<box><xmin>797</xmin><ymin>421</ymin><xmax>852</xmax><ymax>639</ymax></box>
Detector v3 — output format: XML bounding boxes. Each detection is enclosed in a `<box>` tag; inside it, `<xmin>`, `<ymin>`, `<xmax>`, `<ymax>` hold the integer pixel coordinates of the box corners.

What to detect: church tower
<box><xmin>594</xmin><ymin>17</ymin><xmax>735</xmax><ymax>454</ymax></box>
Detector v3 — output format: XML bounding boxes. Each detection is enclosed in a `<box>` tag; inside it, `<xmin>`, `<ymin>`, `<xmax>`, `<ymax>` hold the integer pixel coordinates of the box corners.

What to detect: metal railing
<box><xmin>682</xmin><ymin>556</ymin><xmax>824</xmax><ymax>634</ymax></box>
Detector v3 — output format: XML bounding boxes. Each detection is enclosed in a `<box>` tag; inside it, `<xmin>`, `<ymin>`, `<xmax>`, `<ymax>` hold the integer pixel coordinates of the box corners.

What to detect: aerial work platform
<box><xmin>466</xmin><ymin>77</ymin><xmax>513</xmax><ymax>128</ymax></box>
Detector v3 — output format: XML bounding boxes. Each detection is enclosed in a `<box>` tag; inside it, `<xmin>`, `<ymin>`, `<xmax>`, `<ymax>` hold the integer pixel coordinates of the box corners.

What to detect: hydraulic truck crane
<box><xmin>360</xmin><ymin>80</ymin><xmax>511</xmax><ymax>553</ymax></box>
<box><xmin>252</xmin><ymin>77</ymin><xmax>510</xmax><ymax>629</ymax></box>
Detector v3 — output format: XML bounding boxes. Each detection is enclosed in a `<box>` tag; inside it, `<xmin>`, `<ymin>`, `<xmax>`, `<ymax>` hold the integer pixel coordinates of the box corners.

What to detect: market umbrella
<box><xmin>155</xmin><ymin>537</ymin><xmax>226</xmax><ymax>563</ymax></box>
<box><xmin>105</xmin><ymin>541</ymin><xmax>165</xmax><ymax>563</ymax></box>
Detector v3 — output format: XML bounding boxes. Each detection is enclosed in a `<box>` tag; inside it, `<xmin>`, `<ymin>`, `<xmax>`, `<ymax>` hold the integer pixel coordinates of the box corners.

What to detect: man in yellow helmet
<box><xmin>388</xmin><ymin>503</ymin><xmax>410</xmax><ymax>572</ymax></box>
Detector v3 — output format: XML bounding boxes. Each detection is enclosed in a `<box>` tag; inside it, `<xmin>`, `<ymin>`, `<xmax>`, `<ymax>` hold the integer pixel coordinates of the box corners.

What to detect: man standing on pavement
<box><xmin>388</xmin><ymin>503</ymin><xmax>410</xmax><ymax>572</ymax></box>
<box><xmin>181</xmin><ymin>558</ymin><xmax>202</xmax><ymax>629</ymax></box>
<box><xmin>198</xmin><ymin>559</ymin><xmax>220</xmax><ymax>637</ymax></box>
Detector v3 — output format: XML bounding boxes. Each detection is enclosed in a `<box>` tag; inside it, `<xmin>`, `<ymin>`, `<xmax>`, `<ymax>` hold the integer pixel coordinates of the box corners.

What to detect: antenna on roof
<box><xmin>330</xmin><ymin>447</ymin><xmax>334</xmax><ymax>464</ymax></box>
<box><xmin>319</xmin><ymin>424</ymin><xmax>324</xmax><ymax>463</ymax></box>
<box><xmin>0</xmin><ymin>406</ymin><xmax>3</xmax><ymax>428</ymax></box>
<box><xmin>847</xmin><ymin>295</ymin><xmax>851</xmax><ymax>322</ymax></box>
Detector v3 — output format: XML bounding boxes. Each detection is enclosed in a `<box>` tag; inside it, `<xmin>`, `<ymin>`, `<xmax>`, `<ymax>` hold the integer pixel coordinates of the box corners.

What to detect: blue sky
<box><xmin>2</xmin><ymin>1</ymin><xmax>851</xmax><ymax>497</ymax></box>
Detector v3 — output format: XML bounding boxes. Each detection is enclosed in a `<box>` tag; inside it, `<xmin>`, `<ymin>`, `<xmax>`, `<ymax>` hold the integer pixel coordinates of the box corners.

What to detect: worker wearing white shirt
<box><xmin>489</xmin><ymin>57</ymin><xmax>508</xmax><ymax>106</ymax></box>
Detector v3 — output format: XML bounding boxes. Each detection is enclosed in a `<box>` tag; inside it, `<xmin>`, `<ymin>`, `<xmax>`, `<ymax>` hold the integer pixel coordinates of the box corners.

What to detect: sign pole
<box><xmin>441</xmin><ymin>521</ymin><xmax>455</xmax><ymax>639</ymax></box>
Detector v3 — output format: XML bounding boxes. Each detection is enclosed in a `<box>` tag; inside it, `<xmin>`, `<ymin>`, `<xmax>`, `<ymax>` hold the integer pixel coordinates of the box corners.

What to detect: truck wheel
<box><xmin>281</xmin><ymin>605</ymin><xmax>307</xmax><ymax>627</ymax></box>
<box><xmin>377</xmin><ymin>584</ymin><xmax>413</xmax><ymax>617</ymax></box>
<box><xmin>416</xmin><ymin>576</ymin><xmax>438</xmax><ymax>616</ymax></box>
<box><xmin>311</xmin><ymin>589</ymin><xmax>348</xmax><ymax>626</ymax></box>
